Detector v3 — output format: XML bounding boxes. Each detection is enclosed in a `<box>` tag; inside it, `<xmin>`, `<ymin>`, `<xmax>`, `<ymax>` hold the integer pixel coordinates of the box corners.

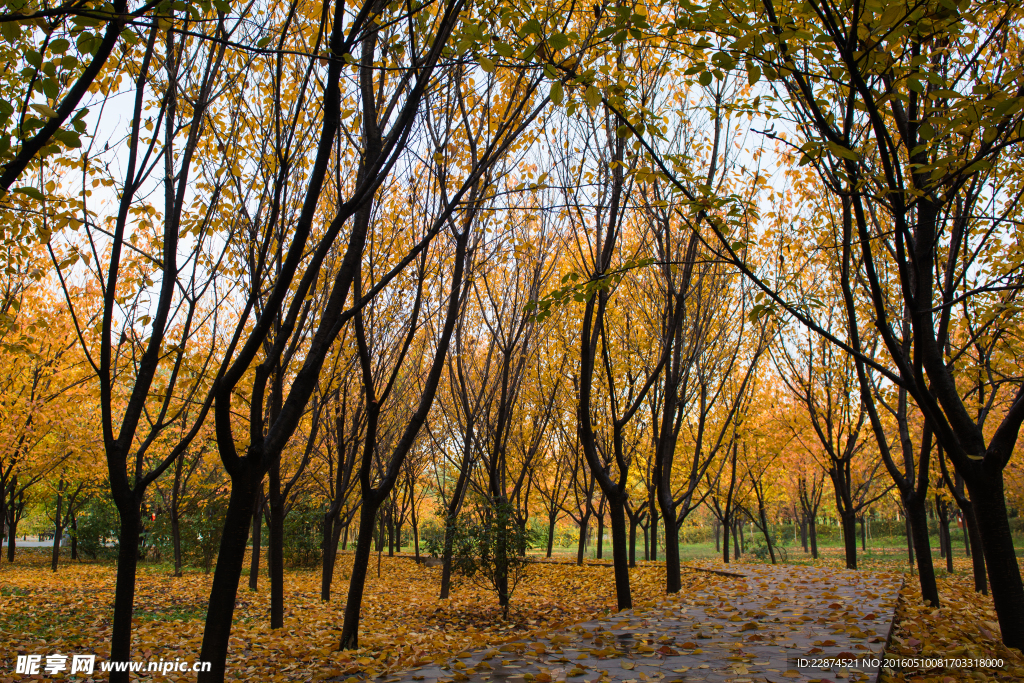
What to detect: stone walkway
<box><xmin>388</xmin><ymin>563</ymin><xmax>902</xmax><ymax>683</ymax></box>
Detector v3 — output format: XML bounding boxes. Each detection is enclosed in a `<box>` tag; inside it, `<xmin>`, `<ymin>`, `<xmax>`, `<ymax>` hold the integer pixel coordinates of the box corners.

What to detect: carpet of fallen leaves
<box><xmin>6</xmin><ymin>545</ymin><xmax>1024</xmax><ymax>683</ymax></box>
<box><xmin>781</xmin><ymin>548</ymin><xmax>1024</xmax><ymax>683</ymax></box>
<box><xmin>0</xmin><ymin>549</ymin><xmax>711</xmax><ymax>682</ymax></box>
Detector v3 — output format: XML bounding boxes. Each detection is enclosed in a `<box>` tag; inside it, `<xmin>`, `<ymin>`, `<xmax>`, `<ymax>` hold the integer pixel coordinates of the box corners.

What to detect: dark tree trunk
<box><xmin>907</xmin><ymin>496</ymin><xmax>940</xmax><ymax>607</ymax></box>
<box><xmin>268</xmin><ymin>460</ymin><xmax>284</xmax><ymax>630</ymax></box>
<box><xmin>198</xmin><ymin>470</ymin><xmax>259</xmax><ymax>683</ymax></box>
<box><xmin>440</xmin><ymin>516</ymin><xmax>458</xmax><ymax>599</ymax></box>
<box><xmin>388</xmin><ymin>508</ymin><xmax>395</xmax><ymax>556</ymax></box>
<box><xmin>860</xmin><ymin>516</ymin><xmax>866</xmax><ymax>552</ymax></box>
<box><xmin>440</xmin><ymin>446</ymin><xmax>473</xmax><ymax>599</ymax></box>
<box><xmin>663</xmin><ymin>512</ymin><xmax>681</xmax><ymax>590</ymax></box>
<box><xmin>722</xmin><ymin>515</ymin><xmax>730</xmax><ymax>563</ymax></box>
<box><xmin>608</xmin><ymin>498</ymin><xmax>632</xmax><ymax>609</ymax></box>
<box><xmin>650</xmin><ymin>499</ymin><xmax>658</xmax><ymax>561</ymax></box>
<box><xmin>757</xmin><ymin>506</ymin><xmax>776</xmax><ymax>564</ymax></box>
<box><xmin>596</xmin><ymin>508</ymin><xmax>604</xmax><ymax>560</ymax></box>
<box><xmin>109</xmin><ymin>500</ymin><xmax>142</xmax><ymax>683</ymax></box>
<box><xmin>321</xmin><ymin>510</ymin><xmax>345</xmax><ymax>601</ymax></box>
<box><xmin>339</xmin><ymin>501</ymin><xmax>379</xmax><ymax>649</ymax></box>
<box><xmin>714</xmin><ymin>520</ymin><xmax>720</xmax><ymax>553</ymax></box>
<box><xmin>71</xmin><ymin>516</ymin><xmax>78</xmax><ymax>561</ymax></box>
<box><xmin>962</xmin><ymin>502</ymin><xmax>987</xmax><ymax>594</ymax></box>
<box><xmin>172</xmin><ymin>452</ymin><xmax>184</xmax><ymax>577</ymax></box>
<box><xmin>411</xmin><ymin>495</ymin><xmax>420</xmax><ymax>560</ymax></box>
<box><xmin>732</xmin><ymin>519</ymin><xmax>740</xmax><ymax>559</ymax></box>
<box><xmin>576</xmin><ymin>514</ymin><xmax>589</xmax><ymax>566</ymax></box>
<box><xmin>800</xmin><ymin>515</ymin><xmax>808</xmax><ymax>552</ymax></box>
<box><xmin>904</xmin><ymin>513</ymin><xmax>915</xmax><ymax>566</ymax></box>
<box><xmin>809</xmin><ymin>516</ymin><xmax>818</xmax><ymax>560</ymax></box>
<box><xmin>966</xmin><ymin>471</ymin><xmax>1024</xmax><ymax>648</ymax></box>
<box><xmin>840</xmin><ymin>511</ymin><xmax>857</xmax><ymax>570</ymax></box>
<box><xmin>249</xmin><ymin>493</ymin><xmax>262</xmax><ymax>591</ymax></box>
<box><xmin>7</xmin><ymin>494</ymin><xmax>18</xmax><ymax>562</ymax></box>
<box><xmin>51</xmin><ymin>484</ymin><xmax>64</xmax><ymax>572</ymax></box>
<box><xmin>628</xmin><ymin>515</ymin><xmax>637</xmax><ymax>568</ymax></box>
<box><xmin>642</xmin><ymin>522</ymin><xmax>649</xmax><ymax>561</ymax></box>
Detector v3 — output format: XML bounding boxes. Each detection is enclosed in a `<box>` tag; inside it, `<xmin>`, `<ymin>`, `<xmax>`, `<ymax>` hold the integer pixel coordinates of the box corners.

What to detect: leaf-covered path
<box><xmin>389</xmin><ymin>563</ymin><xmax>901</xmax><ymax>683</ymax></box>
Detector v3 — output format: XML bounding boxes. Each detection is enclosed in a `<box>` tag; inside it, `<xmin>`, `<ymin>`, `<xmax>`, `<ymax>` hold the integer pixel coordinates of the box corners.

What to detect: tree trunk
<box><xmin>809</xmin><ymin>516</ymin><xmax>818</xmax><ymax>560</ymax></box>
<box><xmin>650</xmin><ymin>500</ymin><xmax>658</xmax><ymax>561</ymax></box>
<box><xmin>197</xmin><ymin>471</ymin><xmax>259</xmax><ymax>683</ymax></box>
<box><xmin>546</xmin><ymin>513</ymin><xmax>556</xmax><ymax>558</ymax></box>
<box><xmin>7</xmin><ymin>493</ymin><xmax>18</xmax><ymax>562</ymax></box>
<box><xmin>576</xmin><ymin>514</ymin><xmax>589</xmax><ymax>566</ymax></box>
<box><xmin>663</xmin><ymin>513</ymin><xmax>681</xmax><ymax>591</ymax></box>
<box><xmin>249</xmin><ymin>494</ymin><xmax>262</xmax><ymax>591</ymax></box>
<box><xmin>71</xmin><ymin>516</ymin><xmax>78</xmax><ymax>561</ymax></box>
<box><xmin>907</xmin><ymin>495</ymin><xmax>940</xmax><ymax>607</ymax></box>
<box><xmin>965</xmin><ymin>471</ymin><xmax>1024</xmax><ymax>649</ymax></box>
<box><xmin>961</xmin><ymin>501</ymin><xmax>987</xmax><ymax>594</ymax></box>
<box><xmin>596</xmin><ymin>509</ymin><xmax>604</xmax><ymax>560</ymax></box>
<box><xmin>904</xmin><ymin>513</ymin><xmax>914</xmax><ymax>566</ymax></box>
<box><xmin>386</xmin><ymin>506</ymin><xmax>394</xmax><ymax>556</ymax></box>
<box><xmin>722</xmin><ymin>516</ymin><xmax>730</xmax><ymax>563</ymax></box>
<box><xmin>172</xmin><ymin>452</ymin><xmax>184</xmax><ymax>577</ymax></box>
<box><xmin>411</xmin><ymin>498</ymin><xmax>420</xmax><ymax>561</ymax></box>
<box><xmin>758</xmin><ymin>506</ymin><xmax>776</xmax><ymax>565</ymax></box>
<box><xmin>714</xmin><ymin>520</ymin><xmax>720</xmax><ymax>553</ymax></box>
<box><xmin>860</xmin><ymin>516</ymin><xmax>866</xmax><ymax>552</ymax></box>
<box><xmin>608</xmin><ymin>497</ymin><xmax>632</xmax><ymax>610</ymax></box>
<box><xmin>732</xmin><ymin>519</ymin><xmax>740</xmax><ymax>558</ymax></box>
<box><xmin>801</xmin><ymin>515</ymin><xmax>808</xmax><ymax>552</ymax></box>
<box><xmin>339</xmin><ymin>501</ymin><xmax>381</xmax><ymax>649</ymax></box>
<box><xmin>51</xmin><ymin>485</ymin><xmax>64</xmax><ymax>572</ymax></box>
<box><xmin>840</xmin><ymin>511</ymin><xmax>857</xmax><ymax>570</ymax></box>
<box><xmin>628</xmin><ymin>515</ymin><xmax>637</xmax><ymax>568</ymax></box>
<box><xmin>440</xmin><ymin>515</ymin><xmax>457</xmax><ymax>599</ymax></box>
<box><xmin>109</xmin><ymin>499</ymin><xmax>142</xmax><ymax>683</ymax></box>
<box><xmin>268</xmin><ymin>461</ymin><xmax>284</xmax><ymax>630</ymax></box>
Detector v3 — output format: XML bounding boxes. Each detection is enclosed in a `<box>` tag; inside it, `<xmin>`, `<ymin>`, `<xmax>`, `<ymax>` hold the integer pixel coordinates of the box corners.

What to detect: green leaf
<box><xmin>520</xmin><ymin>18</ymin><xmax>542</xmax><ymax>36</ymax></box>
<box><xmin>826</xmin><ymin>140</ymin><xmax>859</xmax><ymax>161</ymax></box>
<box><xmin>494</xmin><ymin>42</ymin><xmax>513</xmax><ymax>58</ymax></box>
<box><xmin>14</xmin><ymin>186</ymin><xmax>45</xmax><ymax>201</ymax></box>
<box><xmin>256</xmin><ymin>36</ymin><xmax>272</xmax><ymax>48</ymax></box>
<box><xmin>30</xmin><ymin>103</ymin><xmax>57</xmax><ymax>118</ymax></box>
<box><xmin>0</xmin><ymin>22</ymin><xmax>21</xmax><ymax>42</ymax></box>
<box><xmin>479</xmin><ymin>56</ymin><xmax>495</xmax><ymax>72</ymax></box>
<box><xmin>698</xmin><ymin>71</ymin><xmax>713</xmax><ymax>87</ymax></box>
<box><xmin>49</xmin><ymin>38</ymin><xmax>70</xmax><ymax>54</ymax></box>
<box><xmin>550</xmin><ymin>81</ymin><xmax>564</xmax><ymax>105</ymax></box>
<box><xmin>548</xmin><ymin>32</ymin><xmax>570</xmax><ymax>52</ymax></box>
<box><xmin>746</xmin><ymin>63</ymin><xmax>761</xmax><ymax>86</ymax></box>
<box><xmin>584</xmin><ymin>85</ymin><xmax>602</xmax><ymax>108</ymax></box>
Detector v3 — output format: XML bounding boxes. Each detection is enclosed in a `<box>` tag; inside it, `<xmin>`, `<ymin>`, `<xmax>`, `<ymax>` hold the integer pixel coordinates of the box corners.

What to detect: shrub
<box><xmin>448</xmin><ymin>497</ymin><xmax>537</xmax><ymax>617</ymax></box>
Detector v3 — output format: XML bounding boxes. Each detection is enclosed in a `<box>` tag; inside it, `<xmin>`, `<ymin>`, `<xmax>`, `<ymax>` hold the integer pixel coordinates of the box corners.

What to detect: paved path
<box><xmin>388</xmin><ymin>563</ymin><xmax>901</xmax><ymax>683</ymax></box>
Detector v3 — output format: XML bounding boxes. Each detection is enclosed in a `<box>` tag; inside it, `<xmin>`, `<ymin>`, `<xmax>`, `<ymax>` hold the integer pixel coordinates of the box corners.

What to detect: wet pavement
<box><xmin>385</xmin><ymin>563</ymin><xmax>901</xmax><ymax>683</ymax></box>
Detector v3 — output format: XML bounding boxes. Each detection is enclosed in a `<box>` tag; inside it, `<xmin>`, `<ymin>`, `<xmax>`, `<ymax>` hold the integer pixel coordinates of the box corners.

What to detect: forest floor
<box><xmin>0</xmin><ymin>548</ymin><xmax>1021</xmax><ymax>682</ymax></box>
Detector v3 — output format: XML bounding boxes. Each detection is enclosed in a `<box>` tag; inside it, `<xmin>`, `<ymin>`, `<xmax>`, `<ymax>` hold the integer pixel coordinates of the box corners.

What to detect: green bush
<box><xmin>74</xmin><ymin>496</ymin><xmax>120</xmax><ymax>560</ymax></box>
<box><xmin>448</xmin><ymin>498</ymin><xmax>537</xmax><ymax>617</ymax></box>
<box><xmin>283</xmin><ymin>507</ymin><xmax>323</xmax><ymax>568</ymax></box>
